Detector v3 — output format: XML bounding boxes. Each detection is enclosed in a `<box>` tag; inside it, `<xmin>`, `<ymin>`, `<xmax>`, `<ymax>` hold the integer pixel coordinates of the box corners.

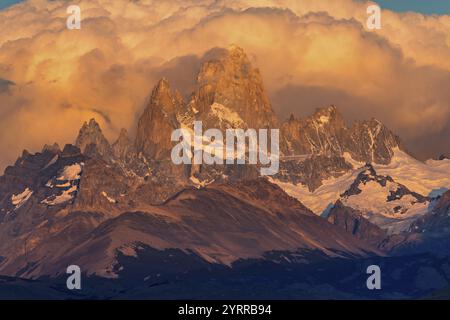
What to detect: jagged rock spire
<box><xmin>112</xmin><ymin>128</ymin><xmax>134</xmax><ymax>160</ymax></box>
<box><xmin>281</xmin><ymin>105</ymin><xmax>402</xmax><ymax>164</ymax></box>
<box><xmin>75</xmin><ymin>118</ymin><xmax>112</xmax><ymax>160</ymax></box>
<box><xmin>135</xmin><ymin>78</ymin><xmax>181</xmax><ymax>160</ymax></box>
<box><xmin>190</xmin><ymin>45</ymin><xmax>278</xmax><ymax>129</ymax></box>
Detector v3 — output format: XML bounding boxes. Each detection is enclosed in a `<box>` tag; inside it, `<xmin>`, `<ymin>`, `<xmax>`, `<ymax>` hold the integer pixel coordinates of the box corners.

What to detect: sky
<box><xmin>0</xmin><ymin>0</ymin><xmax>21</xmax><ymax>10</ymax></box>
<box><xmin>373</xmin><ymin>0</ymin><xmax>450</xmax><ymax>15</ymax></box>
<box><xmin>0</xmin><ymin>0</ymin><xmax>450</xmax><ymax>172</ymax></box>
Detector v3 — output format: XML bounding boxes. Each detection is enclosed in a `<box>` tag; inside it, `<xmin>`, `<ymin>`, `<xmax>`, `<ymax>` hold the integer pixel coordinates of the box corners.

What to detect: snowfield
<box><xmin>271</xmin><ymin>148</ymin><xmax>450</xmax><ymax>233</ymax></box>
<box><xmin>374</xmin><ymin>148</ymin><xmax>450</xmax><ymax>198</ymax></box>
<box><xmin>270</xmin><ymin>168</ymin><xmax>363</xmax><ymax>214</ymax></box>
<box><xmin>341</xmin><ymin>180</ymin><xmax>424</xmax><ymax>217</ymax></box>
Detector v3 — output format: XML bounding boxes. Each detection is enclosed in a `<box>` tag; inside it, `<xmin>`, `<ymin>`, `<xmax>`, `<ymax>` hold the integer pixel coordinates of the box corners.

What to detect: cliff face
<box><xmin>281</xmin><ymin>105</ymin><xmax>402</xmax><ymax>164</ymax></box>
<box><xmin>186</xmin><ymin>45</ymin><xmax>278</xmax><ymax>131</ymax></box>
<box><xmin>326</xmin><ymin>200</ymin><xmax>387</xmax><ymax>247</ymax></box>
<box><xmin>75</xmin><ymin>119</ymin><xmax>113</xmax><ymax>161</ymax></box>
<box><xmin>135</xmin><ymin>78</ymin><xmax>182</xmax><ymax>161</ymax></box>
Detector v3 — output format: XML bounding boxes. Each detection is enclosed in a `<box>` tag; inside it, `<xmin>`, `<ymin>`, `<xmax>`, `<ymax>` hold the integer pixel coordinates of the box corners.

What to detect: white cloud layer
<box><xmin>1</xmin><ymin>0</ymin><xmax>450</xmax><ymax>171</ymax></box>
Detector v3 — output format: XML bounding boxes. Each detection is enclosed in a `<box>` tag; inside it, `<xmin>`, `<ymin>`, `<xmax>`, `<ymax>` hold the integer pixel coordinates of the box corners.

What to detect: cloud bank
<box><xmin>1</xmin><ymin>0</ymin><xmax>450</xmax><ymax>171</ymax></box>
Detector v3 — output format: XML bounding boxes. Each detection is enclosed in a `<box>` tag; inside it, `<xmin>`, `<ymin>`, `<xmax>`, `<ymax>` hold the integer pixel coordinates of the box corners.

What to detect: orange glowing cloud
<box><xmin>0</xmin><ymin>0</ymin><xmax>450</xmax><ymax>171</ymax></box>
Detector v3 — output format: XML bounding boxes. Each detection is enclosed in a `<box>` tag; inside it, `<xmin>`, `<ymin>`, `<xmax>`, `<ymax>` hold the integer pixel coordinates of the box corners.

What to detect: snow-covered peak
<box><xmin>338</xmin><ymin>164</ymin><xmax>429</xmax><ymax>233</ymax></box>
<box><xmin>272</xmin><ymin>160</ymin><xmax>433</xmax><ymax>234</ymax></box>
<box><xmin>375</xmin><ymin>148</ymin><xmax>450</xmax><ymax>198</ymax></box>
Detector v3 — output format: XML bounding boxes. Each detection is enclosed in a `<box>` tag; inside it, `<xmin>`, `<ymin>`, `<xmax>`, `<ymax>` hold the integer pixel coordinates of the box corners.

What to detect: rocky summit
<box><xmin>185</xmin><ymin>45</ymin><xmax>278</xmax><ymax>130</ymax></box>
<box><xmin>75</xmin><ymin>118</ymin><xmax>113</xmax><ymax>161</ymax></box>
<box><xmin>281</xmin><ymin>105</ymin><xmax>402</xmax><ymax>164</ymax></box>
<box><xmin>136</xmin><ymin>78</ymin><xmax>182</xmax><ymax>161</ymax></box>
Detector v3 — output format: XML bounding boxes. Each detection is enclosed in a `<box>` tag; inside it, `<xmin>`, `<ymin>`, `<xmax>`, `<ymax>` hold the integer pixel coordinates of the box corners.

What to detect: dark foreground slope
<box><xmin>2</xmin><ymin>248</ymin><xmax>450</xmax><ymax>300</ymax></box>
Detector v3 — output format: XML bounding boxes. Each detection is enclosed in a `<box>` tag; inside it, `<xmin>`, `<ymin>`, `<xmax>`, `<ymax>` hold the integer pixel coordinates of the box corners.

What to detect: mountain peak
<box><xmin>135</xmin><ymin>80</ymin><xmax>181</xmax><ymax>160</ymax></box>
<box><xmin>82</xmin><ymin>118</ymin><xmax>101</xmax><ymax>130</ymax></box>
<box><xmin>42</xmin><ymin>143</ymin><xmax>61</xmax><ymax>153</ymax></box>
<box><xmin>149</xmin><ymin>78</ymin><xmax>182</xmax><ymax>116</ymax></box>
<box><xmin>192</xmin><ymin>46</ymin><xmax>277</xmax><ymax>129</ymax></box>
<box><xmin>75</xmin><ymin>118</ymin><xmax>112</xmax><ymax>160</ymax></box>
<box><xmin>112</xmin><ymin>128</ymin><xmax>134</xmax><ymax>160</ymax></box>
<box><xmin>154</xmin><ymin>77</ymin><xmax>170</xmax><ymax>93</ymax></box>
<box><xmin>281</xmin><ymin>105</ymin><xmax>402</xmax><ymax>164</ymax></box>
<box><xmin>311</xmin><ymin>105</ymin><xmax>343</xmax><ymax>125</ymax></box>
<box><xmin>228</xmin><ymin>43</ymin><xmax>244</xmax><ymax>53</ymax></box>
<box><xmin>226</xmin><ymin>44</ymin><xmax>247</xmax><ymax>60</ymax></box>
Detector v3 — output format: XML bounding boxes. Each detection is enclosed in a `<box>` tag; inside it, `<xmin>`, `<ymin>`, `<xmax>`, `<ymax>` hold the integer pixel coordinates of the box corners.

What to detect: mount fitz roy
<box><xmin>1</xmin><ymin>46</ymin><xmax>450</xmax><ymax>299</ymax></box>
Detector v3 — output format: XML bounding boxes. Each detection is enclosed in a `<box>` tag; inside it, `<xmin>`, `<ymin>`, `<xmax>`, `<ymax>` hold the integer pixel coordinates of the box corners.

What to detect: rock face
<box><xmin>112</xmin><ymin>129</ymin><xmax>134</xmax><ymax>161</ymax></box>
<box><xmin>185</xmin><ymin>45</ymin><xmax>278</xmax><ymax>130</ymax></box>
<box><xmin>275</xmin><ymin>154</ymin><xmax>352</xmax><ymax>191</ymax></box>
<box><xmin>75</xmin><ymin>119</ymin><xmax>113</xmax><ymax>161</ymax></box>
<box><xmin>326</xmin><ymin>200</ymin><xmax>387</xmax><ymax>247</ymax></box>
<box><xmin>281</xmin><ymin>105</ymin><xmax>402</xmax><ymax>164</ymax></box>
<box><xmin>346</xmin><ymin>119</ymin><xmax>402</xmax><ymax>164</ymax></box>
<box><xmin>282</xmin><ymin>106</ymin><xmax>347</xmax><ymax>156</ymax></box>
<box><xmin>135</xmin><ymin>78</ymin><xmax>181</xmax><ymax>160</ymax></box>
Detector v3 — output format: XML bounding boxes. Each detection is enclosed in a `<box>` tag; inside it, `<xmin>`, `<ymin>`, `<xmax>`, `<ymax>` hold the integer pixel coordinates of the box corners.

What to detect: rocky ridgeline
<box><xmin>281</xmin><ymin>106</ymin><xmax>402</xmax><ymax>164</ymax></box>
<box><xmin>70</xmin><ymin>45</ymin><xmax>404</xmax><ymax>192</ymax></box>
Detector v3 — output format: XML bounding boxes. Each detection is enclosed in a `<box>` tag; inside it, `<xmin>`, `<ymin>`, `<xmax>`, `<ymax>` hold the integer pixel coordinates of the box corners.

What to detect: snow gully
<box><xmin>171</xmin><ymin>121</ymin><xmax>280</xmax><ymax>176</ymax></box>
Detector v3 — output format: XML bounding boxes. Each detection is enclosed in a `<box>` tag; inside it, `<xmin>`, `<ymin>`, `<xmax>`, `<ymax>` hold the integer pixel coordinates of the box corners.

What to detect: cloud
<box><xmin>0</xmin><ymin>0</ymin><xmax>450</xmax><ymax>171</ymax></box>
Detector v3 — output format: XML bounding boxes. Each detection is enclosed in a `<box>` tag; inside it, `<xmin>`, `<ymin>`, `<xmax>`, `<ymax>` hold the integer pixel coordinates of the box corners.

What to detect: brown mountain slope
<box><xmin>0</xmin><ymin>178</ymin><xmax>380</xmax><ymax>279</ymax></box>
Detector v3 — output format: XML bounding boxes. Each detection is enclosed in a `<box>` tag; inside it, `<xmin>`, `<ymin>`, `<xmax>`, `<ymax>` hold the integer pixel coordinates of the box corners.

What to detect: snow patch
<box><xmin>191</xmin><ymin>106</ymin><xmax>199</xmax><ymax>114</ymax></box>
<box><xmin>11</xmin><ymin>188</ymin><xmax>33</xmax><ymax>209</ymax></box>
<box><xmin>272</xmin><ymin>151</ymin><xmax>436</xmax><ymax>234</ymax></box>
<box><xmin>190</xmin><ymin>176</ymin><xmax>214</xmax><ymax>188</ymax></box>
<box><xmin>209</xmin><ymin>103</ymin><xmax>245</xmax><ymax>128</ymax></box>
<box><xmin>101</xmin><ymin>191</ymin><xmax>117</xmax><ymax>204</ymax></box>
<box><xmin>42</xmin><ymin>154</ymin><xmax>59</xmax><ymax>170</ymax></box>
<box><xmin>318</xmin><ymin>115</ymin><xmax>330</xmax><ymax>125</ymax></box>
<box><xmin>41</xmin><ymin>185</ymin><xmax>77</xmax><ymax>206</ymax></box>
<box><xmin>366</xmin><ymin>202</ymin><xmax>429</xmax><ymax>234</ymax></box>
<box><xmin>57</xmin><ymin>163</ymin><xmax>84</xmax><ymax>181</ymax></box>
<box><xmin>42</xmin><ymin>162</ymin><xmax>84</xmax><ymax>206</ymax></box>
<box><xmin>343</xmin><ymin>152</ymin><xmax>365</xmax><ymax>169</ymax></box>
